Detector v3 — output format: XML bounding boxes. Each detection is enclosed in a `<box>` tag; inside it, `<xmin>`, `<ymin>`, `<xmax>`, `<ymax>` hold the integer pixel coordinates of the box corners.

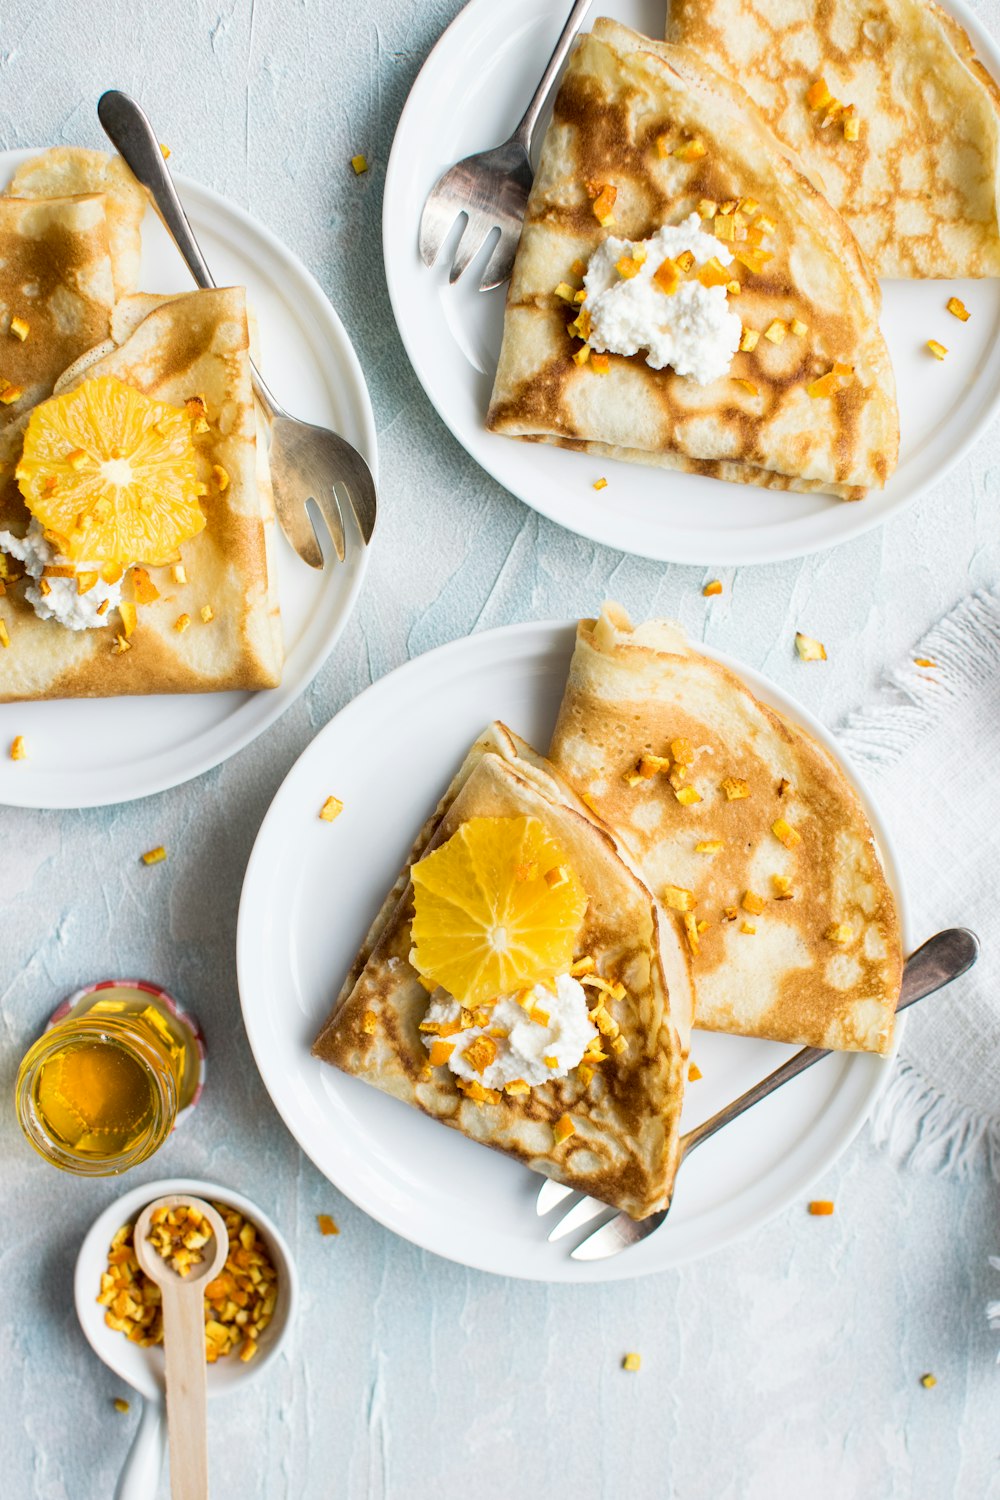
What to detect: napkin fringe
<box><xmin>839</xmin><ymin>587</ymin><xmax>1000</xmax><ymax>770</ymax></box>
<box><xmin>870</xmin><ymin>1059</ymin><xmax>1000</xmax><ymax>1180</ymax></box>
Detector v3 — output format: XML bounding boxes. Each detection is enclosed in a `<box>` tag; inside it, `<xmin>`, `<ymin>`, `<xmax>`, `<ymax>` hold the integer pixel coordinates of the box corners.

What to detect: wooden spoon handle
<box><xmin>160</xmin><ymin>1280</ymin><xmax>210</xmax><ymax>1499</ymax></box>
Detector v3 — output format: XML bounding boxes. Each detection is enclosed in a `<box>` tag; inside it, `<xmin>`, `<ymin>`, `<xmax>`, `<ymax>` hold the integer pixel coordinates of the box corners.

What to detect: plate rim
<box><xmin>236</xmin><ymin>617</ymin><xmax>911</xmax><ymax>1283</ymax></box>
<box><xmin>0</xmin><ymin>146</ymin><xmax>378</xmax><ymax>810</ymax></box>
<box><xmin>382</xmin><ymin>0</ymin><xmax>1000</xmax><ymax>566</ymax></box>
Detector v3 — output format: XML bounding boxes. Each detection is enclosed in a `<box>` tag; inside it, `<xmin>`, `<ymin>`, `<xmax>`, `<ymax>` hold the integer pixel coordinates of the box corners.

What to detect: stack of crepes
<box><xmin>487</xmin><ymin>5</ymin><xmax>1000</xmax><ymax>498</ymax></box>
<box><xmin>314</xmin><ymin>609</ymin><xmax>903</xmax><ymax>1219</ymax></box>
<box><xmin>0</xmin><ymin>148</ymin><xmax>281</xmax><ymax>701</ymax></box>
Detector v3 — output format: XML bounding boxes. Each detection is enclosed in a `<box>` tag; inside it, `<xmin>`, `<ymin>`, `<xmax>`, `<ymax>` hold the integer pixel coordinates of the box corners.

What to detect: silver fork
<box><xmin>537</xmin><ymin>927</ymin><xmax>979</xmax><ymax>1261</ymax></box>
<box><xmin>419</xmin><ymin>0</ymin><xmax>594</xmax><ymax>290</ymax></box>
<box><xmin>98</xmin><ymin>90</ymin><xmax>377</xmax><ymax>568</ymax></box>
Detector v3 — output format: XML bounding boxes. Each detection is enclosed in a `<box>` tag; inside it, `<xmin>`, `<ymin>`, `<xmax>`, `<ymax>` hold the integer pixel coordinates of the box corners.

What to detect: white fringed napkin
<box><xmin>838</xmin><ymin>589</ymin><xmax>1000</xmax><ymax>1179</ymax></box>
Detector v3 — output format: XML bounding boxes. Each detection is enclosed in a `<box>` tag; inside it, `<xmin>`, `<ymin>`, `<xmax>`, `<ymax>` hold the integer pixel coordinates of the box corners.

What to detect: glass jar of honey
<box><xmin>15</xmin><ymin>980</ymin><xmax>204</xmax><ymax>1176</ymax></box>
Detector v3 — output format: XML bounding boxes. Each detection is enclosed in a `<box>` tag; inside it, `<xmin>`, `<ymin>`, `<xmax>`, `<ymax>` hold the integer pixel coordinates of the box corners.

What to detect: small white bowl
<box><xmin>75</xmin><ymin>1177</ymin><xmax>298</xmax><ymax>1499</ymax></box>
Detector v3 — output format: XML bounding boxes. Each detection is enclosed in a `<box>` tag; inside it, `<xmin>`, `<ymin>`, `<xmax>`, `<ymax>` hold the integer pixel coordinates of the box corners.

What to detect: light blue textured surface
<box><xmin>0</xmin><ymin>2</ymin><xmax>998</xmax><ymax>1496</ymax></box>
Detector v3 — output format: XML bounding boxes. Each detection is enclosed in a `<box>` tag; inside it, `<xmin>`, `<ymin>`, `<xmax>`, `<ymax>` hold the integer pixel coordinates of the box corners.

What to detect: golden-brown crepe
<box><xmin>0</xmin><ymin>288</ymin><xmax>282</xmax><ymax>701</ymax></box>
<box><xmin>7</xmin><ymin>147</ymin><xmax>147</xmax><ymax>297</ymax></box>
<box><xmin>666</xmin><ymin>0</ymin><xmax>1000</xmax><ymax>278</ymax></box>
<box><xmin>313</xmin><ymin>723</ymin><xmax>693</xmax><ymax>1219</ymax></box>
<box><xmin>0</xmin><ymin>194</ymin><xmax>116</xmax><ymax>453</ymax></box>
<box><xmin>548</xmin><ymin>605</ymin><xmax>902</xmax><ymax>1053</ymax></box>
<box><xmin>487</xmin><ymin>17</ymin><xmax>899</xmax><ymax>500</ymax></box>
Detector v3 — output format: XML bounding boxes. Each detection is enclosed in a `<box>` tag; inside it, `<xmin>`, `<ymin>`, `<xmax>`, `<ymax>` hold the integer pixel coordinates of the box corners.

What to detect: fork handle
<box><xmin>678</xmin><ymin>927</ymin><xmax>979</xmax><ymax>1162</ymax></box>
<box><xmin>511</xmin><ymin>0</ymin><xmax>595</xmax><ymax>150</ymax></box>
<box><xmin>98</xmin><ymin>90</ymin><xmax>285</xmax><ymax>421</ymax></box>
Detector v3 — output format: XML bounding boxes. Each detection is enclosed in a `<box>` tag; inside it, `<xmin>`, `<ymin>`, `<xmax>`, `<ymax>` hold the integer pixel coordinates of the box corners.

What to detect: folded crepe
<box><xmin>0</xmin><ymin>193</ymin><xmax>116</xmax><ymax>471</ymax></box>
<box><xmin>548</xmin><ymin>605</ymin><xmax>903</xmax><ymax>1054</ymax></box>
<box><xmin>6</xmin><ymin>147</ymin><xmax>147</xmax><ymax>297</ymax></box>
<box><xmin>313</xmin><ymin>723</ymin><xmax>694</xmax><ymax>1219</ymax></box>
<box><xmin>487</xmin><ymin>17</ymin><xmax>898</xmax><ymax>500</ymax></box>
<box><xmin>0</xmin><ymin>287</ymin><xmax>282</xmax><ymax>701</ymax></box>
<box><xmin>666</xmin><ymin>0</ymin><xmax>1000</xmax><ymax>278</ymax></box>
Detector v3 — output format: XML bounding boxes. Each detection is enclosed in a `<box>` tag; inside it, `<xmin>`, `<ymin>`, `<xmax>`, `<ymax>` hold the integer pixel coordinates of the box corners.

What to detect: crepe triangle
<box><xmin>548</xmin><ymin>605</ymin><xmax>903</xmax><ymax>1054</ymax></box>
<box><xmin>487</xmin><ymin>17</ymin><xmax>898</xmax><ymax>499</ymax></box>
<box><xmin>313</xmin><ymin>723</ymin><xmax>693</xmax><ymax>1219</ymax></box>
<box><xmin>666</xmin><ymin>0</ymin><xmax>1000</xmax><ymax>278</ymax></box>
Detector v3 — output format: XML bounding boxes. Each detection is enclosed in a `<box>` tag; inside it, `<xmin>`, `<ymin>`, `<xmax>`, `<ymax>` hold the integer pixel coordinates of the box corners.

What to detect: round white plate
<box><xmin>0</xmin><ymin>148</ymin><xmax>377</xmax><ymax>809</ymax></box>
<box><xmin>237</xmin><ymin>621</ymin><xmax>909</xmax><ymax>1282</ymax></box>
<box><xmin>383</xmin><ymin>0</ymin><xmax>1000</xmax><ymax>565</ymax></box>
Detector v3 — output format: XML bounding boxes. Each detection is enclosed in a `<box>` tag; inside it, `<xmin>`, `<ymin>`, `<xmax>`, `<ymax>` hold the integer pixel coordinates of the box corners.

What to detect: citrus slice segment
<box><xmin>410</xmin><ymin>816</ymin><xmax>588</xmax><ymax>1008</ymax></box>
<box><xmin>16</xmin><ymin>375</ymin><xmax>205</xmax><ymax>566</ymax></box>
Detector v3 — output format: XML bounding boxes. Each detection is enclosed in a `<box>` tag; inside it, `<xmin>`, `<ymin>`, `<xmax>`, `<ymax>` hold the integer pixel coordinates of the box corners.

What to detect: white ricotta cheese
<box><xmin>583</xmin><ymin>213</ymin><xmax>742</xmax><ymax>384</ymax></box>
<box><xmin>421</xmin><ymin>974</ymin><xmax>597</xmax><ymax>1091</ymax></box>
<box><xmin>0</xmin><ymin>518</ymin><xmax>123</xmax><ymax>630</ymax></box>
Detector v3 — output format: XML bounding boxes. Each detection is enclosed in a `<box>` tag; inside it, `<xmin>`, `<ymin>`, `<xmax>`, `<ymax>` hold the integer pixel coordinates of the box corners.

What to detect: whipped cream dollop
<box><xmin>0</xmin><ymin>518</ymin><xmax>124</xmax><ymax>630</ymax></box>
<box><xmin>584</xmin><ymin>213</ymin><xmax>742</xmax><ymax>384</ymax></box>
<box><xmin>421</xmin><ymin>974</ymin><xmax>597</xmax><ymax>1091</ymax></box>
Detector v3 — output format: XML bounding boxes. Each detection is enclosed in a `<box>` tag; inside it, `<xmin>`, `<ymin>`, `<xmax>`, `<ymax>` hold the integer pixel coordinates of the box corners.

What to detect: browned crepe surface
<box><xmin>548</xmin><ymin>606</ymin><xmax>903</xmax><ymax>1054</ymax></box>
<box><xmin>487</xmin><ymin>17</ymin><xmax>899</xmax><ymax>499</ymax></box>
<box><xmin>314</xmin><ymin>725</ymin><xmax>693</xmax><ymax>1219</ymax></box>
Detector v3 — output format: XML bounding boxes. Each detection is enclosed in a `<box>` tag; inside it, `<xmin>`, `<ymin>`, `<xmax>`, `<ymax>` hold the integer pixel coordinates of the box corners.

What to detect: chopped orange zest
<box><xmin>590</xmin><ymin>352</ymin><xmax>610</xmax><ymax>373</ymax></box>
<box><xmin>721</xmin><ymin>776</ymin><xmax>749</xmax><ymax>800</ymax></box>
<box><xmin>739</xmin><ymin>328</ymin><xmax>760</xmax><ymax>352</ymax></box>
<box><xmin>552</xmin><ymin>1114</ymin><xmax>575</xmax><ymax>1145</ymax></box>
<box><xmin>76</xmin><ymin>571</ymin><xmax>98</xmax><ymax>595</ymax></box>
<box><xmin>141</xmin><ymin>846</ymin><xmax>166</xmax><ymax>865</ymax></box>
<box><xmin>713</xmin><ymin>213</ymin><xmax>735</xmax><ymax>243</ymax></box>
<box><xmin>427</xmin><ymin>1040</ymin><xmax>455</xmax><ymax>1067</ymax></box>
<box><xmin>927</xmin><ymin>340</ymin><xmax>948</xmax><ymax>361</ymax></box>
<box><xmin>10</xmin><ymin>734</ymin><xmax>26</xmax><ymax>760</ymax></box>
<box><xmin>653</xmin><ymin>258</ymin><xmax>680</xmax><ymax>296</ymax></box>
<box><xmin>675</xmin><ymin>250</ymin><xmax>695</xmax><ymax>272</ymax></box>
<box><xmin>616</xmin><ymin>252</ymin><xmax>646</xmax><ymax>280</ymax></box>
<box><xmin>687</xmin><ymin>1062</ymin><xmax>702</xmax><ymax>1081</ymax></box>
<box><xmin>790</xmin><ymin>317</ymin><xmax>808</xmax><ymax>337</ymax></box>
<box><xmin>572</xmin><ymin>345</ymin><xmax>591</xmax><ymax>367</ymax></box>
<box><xmin>590</xmin><ymin>184</ymin><xmax>617</xmax><ymax>225</ymax></box>
<box><xmin>622</xmin><ymin>1352</ymin><xmax>642</xmax><ymax>1371</ymax></box>
<box><xmin>825</xmin><ymin>923</ymin><xmax>854</xmax><ymax>944</ymax></box>
<box><xmin>914</xmin><ymin>657</ymin><xmax>937</xmax><ymax>668</ymax></box>
<box><xmin>544</xmin><ymin>865</ymin><xmax>569</xmax><ymax>890</ymax></box>
<box><xmin>555</xmin><ymin>282</ymin><xmax>578</xmax><ymax>304</ymax></box>
<box><xmin>463</xmin><ymin>1036</ymin><xmax>497</xmax><ymax>1076</ymax></box>
<box><xmin>200</xmin><ymin>604</ymin><xmax>214</xmax><ymax>623</ymax></box>
<box><xmin>741</xmin><ymin>921</ymin><xmax>757</xmax><ymax>935</ymax></box>
<box><xmin>0</xmin><ymin>384</ymin><xmax>23</xmax><ymax>405</ymax></box>
<box><xmin>703</xmin><ymin>579</ymin><xmax>723</xmax><ymax>596</ymax></box>
<box><xmin>570</xmin><ymin>956</ymin><xmax>596</xmax><ymax>977</ymax></box>
<box><xmin>0</xmin><ymin>619</ymin><xmax>9</xmax><ymax>648</ymax></box>
<box><xmin>696</xmin><ymin>198</ymin><xmax>717</xmax><ymax>218</ymax></box>
<box><xmin>772</xmin><ymin>874</ymin><xmax>793</xmax><ymax>899</ymax></box>
<box><xmin>733</xmin><ymin>247</ymin><xmax>773</xmax><ymax>274</ymax></box>
<box><xmin>742</xmin><ymin>890</ymin><xmax>766</xmax><ymax>915</ymax></box>
<box><xmin>946</xmin><ymin>297</ymin><xmax>970</xmax><ymax>322</ymax></box>
<box><xmin>670</xmin><ymin>737</ymin><xmax>694</xmax><ymax>765</ymax></box>
<box><xmin>174</xmin><ymin>613</ymin><xmax>191</xmax><ymax>633</ymax></box>
<box><xmin>806</xmin><ymin>368</ymin><xmax>846</xmax><ymax>398</ymax></box>
<box><xmin>113</xmin><ymin>1397</ymin><xmax>130</xmax><ymax>1413</ymax></box>
<box><xmin>763</xmin><ymin>319</ymin><xmax>787</xmax><ymax>344</ymax></box>
<box><xmin>682</xmin><ymin>911</ymin><xmax>700</xmax><ymax>955</ymax></box>
<box><xmin>795</xmin><ymin>631</ymin><xmax>827</xmax><ymax>661</ymax></box>
<box><xmin>505</xmin><ymin>1079</ymin><xmax>530</xmax><ymax>1095</ymax></box>
<box><xmin>808</xmin><ymin>1200</ymin><xmax>834</xmax><ymax>1215</ymax></box>
<box><xmin>111</xmin><ymin>633</ymin><xmax>131</xmax><ymax>653</ymax></box>
<box><xmin>843</xmin><ymin>112</ymin><xmax>861</xmax><ymax>142</ymax></box>
<box><xmin>675</xmin><ymin>785</ymin><xmax>701</xmax><ymax>806</ymax></box>
<box><xmin>319</xmin><ymin>795</ymin><xmax>344</xmax><ymax>823</ymax></box>
<box><xmin>118</xmin><ymin>601</ymin><xmax>137</xmax><ymax>639</ymax></box>
<box><xmin>733</xmin><ymin>379</ymin><xmax>758</xmax><ymax>395</ymax></box>
<box><xmin>593</xmin><ymin>477</ymin><xmax>608</xmax><ymax>491</ymax></box>
<box><xmin>351</xmin><ymin>154</ymin><xmax>368</xmax><ymax>175</ymax></box>
<box><xmin>361</xmin><ymin>1010</ymin><xmax>378</xmax><ymax>1035</ymax></box>
<box><xmin>673</xmin><ymin>137</ymin><xmax>707</xmax><ymax>161</ymax></box>
<box><xmin>920</xmin><ymin>1373</ymin><xmax>937</xmax><ymax>1388</ymax></box>
<box><xmin>697</xmin><ymin>257</ymin><xmax>730</xmax><ymax>289</ymax></box>
<box><xmin>695</xmin><ymin>839</ymin><xmax>724</xmax><ymax>853</ymax></box>
<box><xmin>772</xmin><ymin>817</ymin><xmax>801</xmax><ymax>849</ymax></box>
<box><xmin>317</xmin><ymin>1214</ymin><xmax>339</xmax><ymax>1235</ymax></box>
<box><xmin>662</xmin><ymin>884</ymin><xmax>694</xmax><ymax>912</ymax></box>
<box><xmin>528</xmin><ymin>1006</ymin><xmax>550</xmax><ymax>1028</ymax></box>
<box><xmin>9</xmin><ymin>315</ymin><xmax>29</xmax><ymax>341</ymax></box>
<box><xmin>131</xmin><ymin>566</ymin><xmax>159</xmax><ymax>604</ymax></box>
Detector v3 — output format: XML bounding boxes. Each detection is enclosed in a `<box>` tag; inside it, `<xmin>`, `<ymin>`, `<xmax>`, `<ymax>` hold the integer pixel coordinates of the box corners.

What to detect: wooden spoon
<box><xmin>133</xmin><ymin>1194</ymin><xmax>229</xmax><ymax>1500</ymax></box>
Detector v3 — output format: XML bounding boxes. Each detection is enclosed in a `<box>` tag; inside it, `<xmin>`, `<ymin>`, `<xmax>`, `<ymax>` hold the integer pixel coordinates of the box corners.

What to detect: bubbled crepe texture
<box><xmin>487</xmin><ymin>18</ymin><xmax>899</xmax><ymax>500</ymax></box>
<box><xmin>665</xmin><ymin>0</ymin><xmax>1000</xmax><ymax>278</ymax></box>
<box><xmin>313</xmin><ymin>723</ymin><xmax>693</xmax><ymax>1220</ymax></box>
<box><xmin>0</xmin><ymin>150</ymin><xmax>282</xmax><ymax>701</ymax></box>
<box><xmin>548</xmin><ymin>606</ymin><xmax>903</xmax><ymax>1054</ymax></box>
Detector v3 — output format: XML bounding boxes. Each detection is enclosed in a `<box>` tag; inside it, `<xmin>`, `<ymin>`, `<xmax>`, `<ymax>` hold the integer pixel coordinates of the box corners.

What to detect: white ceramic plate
<box><xmin>0</xmin><ymin>148</ymin><xmax>377</xmax><ymax>809</ymax></box>
<box><xmin>237</xmin><ymin>622</ymin><xmax>909</xmax><ymax>1282</ymax></box>
<box><xmin>383</xmin><ymin>0</ymin><xmax>1000</xmax><ymax>565</ymax></box>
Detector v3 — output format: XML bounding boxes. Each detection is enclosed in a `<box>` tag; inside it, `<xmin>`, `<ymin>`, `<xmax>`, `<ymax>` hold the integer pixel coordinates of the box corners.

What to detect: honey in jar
<box><xmin>15</xmin><ymin>981</ymin><xmax>204</xmax><ymax>1175</ymax></box>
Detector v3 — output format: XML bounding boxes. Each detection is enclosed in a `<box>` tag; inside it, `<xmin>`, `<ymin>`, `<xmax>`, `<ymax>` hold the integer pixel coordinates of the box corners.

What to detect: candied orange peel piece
<box><xmin>772</xmin><ymin>817</ymin><xmax>801</xmax><ymax>849</ymax></box>
<box><xmin>141</xmin><ymin>846</ymin><xmax>166</xmax><ymax>865</ymax></box>
<box><xmin>795</xmin><ymin>631</ymin><xmax>827</xmax><ymax>662</ymax></box>
<box><xmin>10</xmin><ymin>733</ymin><xmax>26</xmax><ymax>760</ymax></box>
<box><xmin>946</xmin><ymin>297</ymin><xmax>970</xmax><ymax>323</ymax></box>
<box><xmin>808</xmin><ymin>1200</ymin><xmax>834</xmax><ymax>1215</ymax></box>
<box><xmin>552</xmin><ymin>1114</ymin><xmax>575</xmax><ymax>1145</ymax></box>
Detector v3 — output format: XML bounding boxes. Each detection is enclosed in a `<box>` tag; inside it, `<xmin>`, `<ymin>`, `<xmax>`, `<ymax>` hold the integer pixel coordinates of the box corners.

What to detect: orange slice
<box><xmin>16</xmin><ymin>375</ymin><xmax>205</xmax><ymax>566</ymax></box>
<box><xmin>410</xmin><ymin>816</ymin><xmax>588</xmax><ymax>1008</ymax></box>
